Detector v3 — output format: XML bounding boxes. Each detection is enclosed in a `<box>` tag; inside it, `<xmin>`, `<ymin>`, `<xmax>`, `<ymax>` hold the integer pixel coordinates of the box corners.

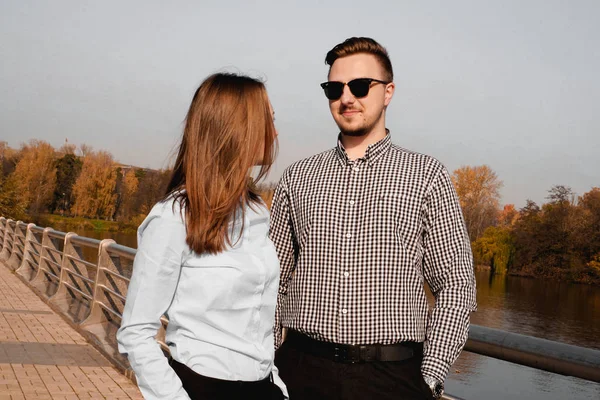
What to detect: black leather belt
<box><xmin>285</xmin><ymin>330</ymin><xmax>422</xmax><ymax>364</ymax></box>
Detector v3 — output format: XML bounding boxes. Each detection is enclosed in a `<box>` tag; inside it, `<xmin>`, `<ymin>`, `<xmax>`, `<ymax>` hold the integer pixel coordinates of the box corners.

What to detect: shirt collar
<box><xmin>335</xmin><ymin>129</ymin><xmax>392</xmax><ymax>167</ymax></box>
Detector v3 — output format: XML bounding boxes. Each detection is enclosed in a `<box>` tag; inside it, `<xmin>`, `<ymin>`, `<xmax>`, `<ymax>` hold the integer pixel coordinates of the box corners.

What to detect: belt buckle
<box><xmin>348</xmin><ymin>346</ymin><xmax>361</xmax><ymax>364</ymax></box>
<box><xmin>334</xmin><ymin>346</ymin><xmax>356</xmax><ymax>363</ymax></box>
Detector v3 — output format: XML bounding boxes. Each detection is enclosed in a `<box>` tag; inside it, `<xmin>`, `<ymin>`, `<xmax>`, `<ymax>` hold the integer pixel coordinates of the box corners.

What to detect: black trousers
<box><xmin>169</xmin><ymin>359</ymin><xmax>285</xmax><ymax>400</ymax></box>
<box><xmin>274</xmin><ymin>340</ymin><xmax>434</xmax><ymax>400</ymax></box>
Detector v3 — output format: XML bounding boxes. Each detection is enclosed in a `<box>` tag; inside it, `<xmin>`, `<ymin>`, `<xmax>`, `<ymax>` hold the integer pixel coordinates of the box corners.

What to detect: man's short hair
<box><xmin>325</xmin><ymin>37</ymin><xmax>393</xmax><ymax>82</ymax></box>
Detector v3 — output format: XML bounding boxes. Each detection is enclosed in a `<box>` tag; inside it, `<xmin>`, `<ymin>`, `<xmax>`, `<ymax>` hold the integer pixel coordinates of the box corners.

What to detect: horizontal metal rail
<box><xmin>42</xmin><ymin>269</ymin><xmax>60</xmax><ymax>280</ymax></box>
<box><xmin>70</xmin><ymin>235</ymin><xmax>101</xmax><ymax>247</ymax></box>
<box><xmin>40</xmin><ymin>255</ymin><xmax>61</xmax><ymax>269</ymax></box>
<box><xmin>61</xmin><ymin>281</ymin><xmax>93</xmax><ymax>301</ymax></box>
<box><xmin>63</xmin><ymin>268</ymin><xmax>95</xmax><ymax>285</ymax></box>
<box><xmin>97</xmin><ymin>301</ymin><xmax>124</xmax><ymax>319</ymax></box>
<box><xmin>47</xmin><ymin>230</ymin><xmax>67</xmax><ymax>240</ymax></box>
<box><xmin>64</xmin><ymin>254</ymin><xmax>97</xmax><ymax>269</ymax></box>
<box><xmin>102</xmin><ymin>268</ymin><xmax>131</xmax><ymax>283</ymax></box>
<box><xmin>44</xmin><ymin>246</ymin><xmax>63</xmax><ymax>256</ymax></box>
<box><xmin>31</xmin><ymin>226</ymin><xmax>44</xmax><ymax>234</ymax></box>
<box><xmin>98</xmin><ymin>284</ymin><xmax>127</xmax><ymax>302</ymax></box>
<box><xmin>465</xmin><ymin>325</ymin><xmax>600</xmax><ymax>383</ymax></box>
<box><xmin>106</xmin><ymin>243</ymin><xmax>136</xmax><ymax>259</ymax></box>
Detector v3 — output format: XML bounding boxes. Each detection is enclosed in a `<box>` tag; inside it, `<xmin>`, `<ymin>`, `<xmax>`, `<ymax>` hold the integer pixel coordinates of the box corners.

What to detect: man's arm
<box><xmin>421</xmin><ymin>166</ymin><xmax>477</xmax><ymax>383</ymax></box>
<box><xmin>269</xmin><ymin>174</ymin><xmax>298</xmax><ymax>348</ymax></box>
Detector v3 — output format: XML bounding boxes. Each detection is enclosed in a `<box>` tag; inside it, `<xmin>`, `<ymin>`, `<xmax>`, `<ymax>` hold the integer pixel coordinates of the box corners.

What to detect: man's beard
<box><xmin>337</xmin><ymin>108</ymin><xmax>383</xmax><ymax>138</ymax></box>
<box><xmin>340</xmin><ymin>127</ymin><xmax>369</xmax><ymax>137</ymax></box>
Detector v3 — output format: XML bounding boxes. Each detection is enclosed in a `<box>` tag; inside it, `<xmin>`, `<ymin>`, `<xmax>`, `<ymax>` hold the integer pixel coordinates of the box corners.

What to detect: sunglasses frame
<box><xmin>320</xmin><ymin>78</ymin><xmax>390</xmax><ymax>100</ymax></box>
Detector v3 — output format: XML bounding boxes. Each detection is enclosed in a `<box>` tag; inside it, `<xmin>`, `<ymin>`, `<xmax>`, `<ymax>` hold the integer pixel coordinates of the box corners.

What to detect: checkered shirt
<box><xmin>269</xmin><ymin>133</ymin><xmax>477</xmax><ymax>383</ymax></box>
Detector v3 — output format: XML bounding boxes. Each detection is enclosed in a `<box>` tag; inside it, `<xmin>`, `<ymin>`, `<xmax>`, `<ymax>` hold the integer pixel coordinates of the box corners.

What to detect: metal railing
<box><xmin>0</xmin><ymin>217</ymin><xmax>168</xmax><ymax>378</ymax></box>
<box><xmin>1</xmin><ymin>216</ymin><xmax>599</xmax><ymax>397</ymax></box>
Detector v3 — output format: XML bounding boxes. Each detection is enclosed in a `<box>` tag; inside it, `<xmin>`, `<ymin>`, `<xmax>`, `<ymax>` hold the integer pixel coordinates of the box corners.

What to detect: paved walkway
<box><xmin>0</xmin><ymin>263</ymin><xmax>142</xmax><ymax>399</ymax></box>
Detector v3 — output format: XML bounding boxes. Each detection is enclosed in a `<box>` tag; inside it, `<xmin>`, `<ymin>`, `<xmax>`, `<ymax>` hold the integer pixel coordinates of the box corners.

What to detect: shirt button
<box><xmin>342</xmin><ymin>309</ymin><xmax>348</xmax><ymax>314</ymax></box>
<box><xmin>343</xmin><ymin>272</ymin><xmax>349</xmax><ymax>277</ymax></box>
<box><xmin>353</xmin><ymin>167</ymin><xmax>359</xmax><ymax>172</ymax></box>
<box><xmin>345</xmin><ymin>233</ymin><xmax>352</xmax><ymax>238</ymax></box>
<box><xmin>348</xmin><ymin>200</ymin><xmax>355</xmax><ymax>205</ymax></box>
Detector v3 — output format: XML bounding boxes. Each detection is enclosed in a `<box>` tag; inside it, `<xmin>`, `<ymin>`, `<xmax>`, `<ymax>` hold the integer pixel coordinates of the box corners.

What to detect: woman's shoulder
<box><xmin>140</xmin><ymin>196</ymin><xmax>186</xmax><ymax>231</ymax></box>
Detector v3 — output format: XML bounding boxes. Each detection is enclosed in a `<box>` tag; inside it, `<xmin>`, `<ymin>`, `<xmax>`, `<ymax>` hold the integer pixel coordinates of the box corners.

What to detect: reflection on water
<box><xmin>76</xmin><ymin>231</ymin><xmax>600</xmax><ymax>399</ymax></box>
<box><xmin>446</xmin><ymin>270</ymin><xmax>600</xmax><ymax>400</ymax></box>
<box><xmin>78</xmin><ymin>230</ymin><xmax>138</xmax><ymax>249</ymax></box>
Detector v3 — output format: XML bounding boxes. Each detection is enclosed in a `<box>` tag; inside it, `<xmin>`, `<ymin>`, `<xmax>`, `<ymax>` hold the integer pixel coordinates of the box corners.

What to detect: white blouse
<box><xmin>117</xmin><ymin>198</ymin><xmax>288</xmax><ymax>399</ymax></box>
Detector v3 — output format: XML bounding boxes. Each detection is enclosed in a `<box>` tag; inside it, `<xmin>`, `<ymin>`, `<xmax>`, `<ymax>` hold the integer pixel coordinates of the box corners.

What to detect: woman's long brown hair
<box><xmin>164</xmin><ymin>73</ymin><xmax>277</xmax><ymax>254</ymax></box>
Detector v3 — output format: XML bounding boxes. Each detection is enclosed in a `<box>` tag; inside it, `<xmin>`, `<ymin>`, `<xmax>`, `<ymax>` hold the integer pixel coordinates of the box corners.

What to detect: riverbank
<box><xmin>508</xmin><ymin>265</ymin><xmax>600</xmax><ymax>286</ymax></box>
<box><xmin>30</xmin><ymin>214</ymin><xmax>139</xmax><ymax>235</ymax></box>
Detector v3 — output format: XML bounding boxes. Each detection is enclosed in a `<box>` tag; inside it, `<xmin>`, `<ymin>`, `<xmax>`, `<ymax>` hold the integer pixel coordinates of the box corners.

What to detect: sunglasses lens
<box><xmin>348</xmin><ymin>79</ymin><xmax>371</xmax><ymax>98</ymax></box>
<box><xmin>323</xmin><ymin>82</ymin><xmax>343</xmax><ymax>100</ymax></box>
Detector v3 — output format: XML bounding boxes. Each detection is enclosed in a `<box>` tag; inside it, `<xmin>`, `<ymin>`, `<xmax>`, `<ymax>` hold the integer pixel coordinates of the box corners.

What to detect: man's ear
<box><xmin>384</xmin><ymin>82</ymin><xmax>395</xmax><ymax>107</ymax></box>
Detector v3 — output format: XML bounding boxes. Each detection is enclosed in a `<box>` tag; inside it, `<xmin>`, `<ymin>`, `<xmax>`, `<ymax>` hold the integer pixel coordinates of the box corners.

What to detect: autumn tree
<box><xmin>512</xmin><ymin>200</ymin><xmax>543</xmax><ymax>272</ymax></box>
<box><xmin>0</xmin><ymin>167</ymin><xmax>26</xmax><ymax>220</ymax></box>
<box><xmin>540</xmin><ymin>185</ymin><xmax>578</xmax><ymax>269</ymax></box>
<box><xmin>0</xmin><ymin>143</ymin><xmax>19</xmax><ymax>181</ymax></box>
<box><xmin>451</xmin><ymin>165</ymin><xmax>503</xmax><ymax>241</ymax></box>
<box><xmin>574</xmin><ymin>187</ymin><xmax>600</xmax><ymax>262</ymax></box>
<box><xmin>71</xmin><ymin>151</ymin><xmax>118</xmax><ymax>219</ymax></box>
<box><xmin>129</xmin><ymin>168</ymin><xmax>171</xmax><ymax>222</ymax></box>
<box><xmin>115</xmin><ymin>167</ymin><xmax>139</xmax><ymax>221</ymax></box>
<box><xmin>58</xmin><ymin>142</ymin><xmax>77</xmax><ymax>156</ymax></box>
<box><xmin>10</xmin><ymin>140</ymin><xmax>57</xmax><ymax>214</ymax></box>
<box><xmin>498</xmin><ymin>204</ymin><xmax>519</xmax><ymax>227</ymax></box>
<box><xmin>0</xmin><ymin>142</ymin><xmax>25</xmax><ymax>218</ymax></box>
<box><xmin>51</xmin><ymin>153</ymin><xmax>83</xmax><ymax>214</ymax></box>
<box><xmin>79</xmin><ymin>144</ymin><xmax>93</xmax><ymax>157</ymax></box>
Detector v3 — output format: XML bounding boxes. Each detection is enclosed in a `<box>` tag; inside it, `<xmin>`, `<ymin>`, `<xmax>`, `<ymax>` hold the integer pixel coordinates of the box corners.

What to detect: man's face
<box><xmin>327</xmin><ymin>53</ymin><xmax>394</xmax><ymax>137</ymax></box>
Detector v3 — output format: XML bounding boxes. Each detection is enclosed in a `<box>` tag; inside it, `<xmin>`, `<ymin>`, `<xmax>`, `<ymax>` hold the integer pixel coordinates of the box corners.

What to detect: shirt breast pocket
<box><xmin>374</xmin><ymin>193</ymin><xmax>423</xmax><ymax>259</ymax></box>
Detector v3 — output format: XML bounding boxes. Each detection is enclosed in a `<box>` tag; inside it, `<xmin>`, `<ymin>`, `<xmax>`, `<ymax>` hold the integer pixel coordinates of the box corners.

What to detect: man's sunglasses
<box><xmin>320</xmin><ymin>78</ymin><xmax>390</xmax><ymax>100</ymax></box>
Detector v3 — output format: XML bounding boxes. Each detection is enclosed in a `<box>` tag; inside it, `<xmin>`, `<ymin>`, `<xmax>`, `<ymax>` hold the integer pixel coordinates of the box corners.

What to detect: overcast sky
<box><xmin>1</xmin><ymin>0</ymin><xmax>598</xmax><ymax>207</ymax></box>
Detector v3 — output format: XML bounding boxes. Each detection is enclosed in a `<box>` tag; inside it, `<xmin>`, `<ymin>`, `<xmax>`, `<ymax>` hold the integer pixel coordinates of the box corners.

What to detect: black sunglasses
<box><xmin>320</xmin><ymin>78</ymin><xmax>390</xmax><ymax>100</ymax></box>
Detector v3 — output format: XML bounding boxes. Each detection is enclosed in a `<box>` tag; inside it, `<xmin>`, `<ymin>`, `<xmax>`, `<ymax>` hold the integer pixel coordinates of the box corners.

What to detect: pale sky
<box><xmin>1</xmin><ymin>0</ymin><xmax>598</xmax><ymax>207</ymax></box>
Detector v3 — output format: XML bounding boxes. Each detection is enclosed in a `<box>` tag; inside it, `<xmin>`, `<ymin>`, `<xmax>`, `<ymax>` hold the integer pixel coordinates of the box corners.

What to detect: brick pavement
<box><xmin>0</xmin><ymin>262</ymin><xmax>143</xmax><ymax>399</ymax></box>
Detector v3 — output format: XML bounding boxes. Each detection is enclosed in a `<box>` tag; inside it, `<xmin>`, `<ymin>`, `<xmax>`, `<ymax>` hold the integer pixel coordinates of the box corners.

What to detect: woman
<box><xmin>117</xmin><ymin>73</ymin><xmax>288</xmax><ymax>400</ymax></box>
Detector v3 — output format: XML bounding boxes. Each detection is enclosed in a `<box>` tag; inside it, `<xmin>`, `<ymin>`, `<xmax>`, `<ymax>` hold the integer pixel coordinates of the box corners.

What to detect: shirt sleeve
<box><xmin>269</xmin><ymin>174</ymin><xmax>298</xmax><ymax>349</ymax></box>
<box><xmin>421</xmin><ymin>166</ymin><xmax>477</xmax><ymax>383</ymax></box>
<box><xmin>116</xmin><ymin>210</ymin><xmax>191</xmax><ymax>400</ymax></box>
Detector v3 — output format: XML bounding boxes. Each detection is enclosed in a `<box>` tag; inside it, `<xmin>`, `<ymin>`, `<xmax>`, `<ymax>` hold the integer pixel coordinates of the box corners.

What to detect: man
<box><xmin>270</xmin><ymin>37</ymin><xmax>477</xmax><ymax>400</ymax></box>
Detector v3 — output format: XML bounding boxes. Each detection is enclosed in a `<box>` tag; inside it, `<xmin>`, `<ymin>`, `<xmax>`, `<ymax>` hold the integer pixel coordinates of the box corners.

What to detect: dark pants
<box><xmin>274</xmin><ymin>340</ymin><xmax>434</xmax><ymax>400</ymax></box>
<box><xmin>169</xmin><ymin>358</ymin><xmax>285</xmax><ymax>400</ymax></box>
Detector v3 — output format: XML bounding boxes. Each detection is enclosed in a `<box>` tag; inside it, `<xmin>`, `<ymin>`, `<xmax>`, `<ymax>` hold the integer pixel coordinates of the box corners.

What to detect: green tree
<box><xmin>472</xmin><ymin>225</ymin><xmax>515</xmax><ymax>275</ymax></box>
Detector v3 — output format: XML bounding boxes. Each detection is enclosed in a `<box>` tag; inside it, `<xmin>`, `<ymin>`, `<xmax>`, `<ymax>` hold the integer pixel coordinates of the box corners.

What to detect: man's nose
<box><xmin>339</xmin><ymin>84</ymin><xmax>355</xmax><ymax>105</ymax></box>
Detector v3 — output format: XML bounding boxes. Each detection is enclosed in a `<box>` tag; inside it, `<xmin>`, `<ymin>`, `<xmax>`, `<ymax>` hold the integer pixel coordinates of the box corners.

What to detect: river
<box><xmin>80</xmin><ymin>230</ymin><xmax>600</xmax><ymax>399</ymax></box>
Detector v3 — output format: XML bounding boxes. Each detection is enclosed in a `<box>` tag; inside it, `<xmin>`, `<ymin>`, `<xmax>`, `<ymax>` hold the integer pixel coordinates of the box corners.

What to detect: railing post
<box><xmin>82</xmin><ymin>238</ymin><xmax>116</xmax><ymax>328</ymax></box>
<box><xmin>7</xmin><ymin>221</ymin><xmax>27</xmax><ymax>270</ymax></box>
<box><xmin>49</xmin><ymin>232</ymin><xmax>80</xmax><ymax>317</ymax></box>
<box><xmin>0</xmin><ymin>217</ymin><xmax>6</xmax><ymax>252</ymax></box>
<box><xmin>0</xmin><ymin>219</ymin><xmax>15</xmax><ymax>261</ymax></box>
<box><xmin>15</xmin><ymin>223</ymin><xmax>39</xmax><ymax>280</ymax></box>
<box><xmin>30</xmin><ymin>227</ymin><xmax>62</xmax><ymax>298</ymax></box>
